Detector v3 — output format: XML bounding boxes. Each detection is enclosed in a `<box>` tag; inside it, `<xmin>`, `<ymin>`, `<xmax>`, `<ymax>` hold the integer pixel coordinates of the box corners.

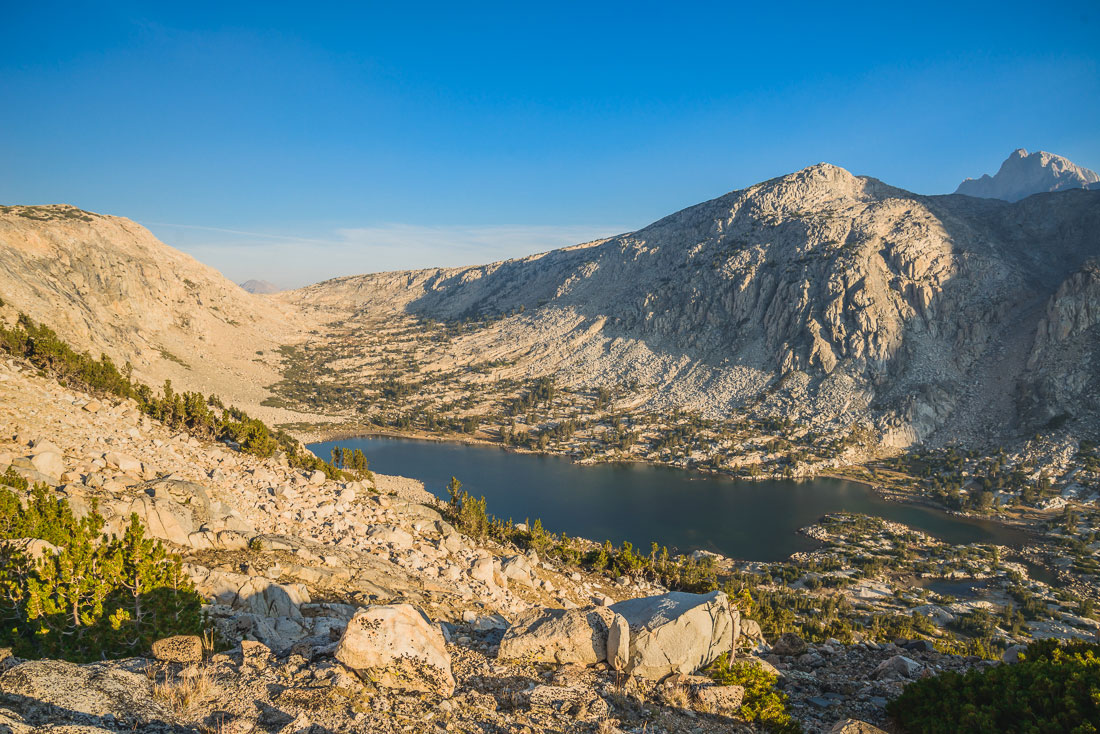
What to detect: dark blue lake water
<box><xmin>308</xmin><ymin>436</ymin><xmax>1033</xmax><ymax>562</ymax></box>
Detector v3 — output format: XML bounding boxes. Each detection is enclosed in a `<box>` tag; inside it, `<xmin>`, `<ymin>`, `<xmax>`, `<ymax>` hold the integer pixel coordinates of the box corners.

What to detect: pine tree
<box><xmin>0</xmin><ymin>483</ymin><xmax>203</xmax><ymax>662</ymax></box>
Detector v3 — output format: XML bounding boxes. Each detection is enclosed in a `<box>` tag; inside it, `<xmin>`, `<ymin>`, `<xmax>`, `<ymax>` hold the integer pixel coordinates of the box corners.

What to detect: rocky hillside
<box><xmin>289</xmin><ymin>164</ymin><xmax>1100</xmax><ymax>449</ymax></box>
<box><xmin>0</xmin><ymin>204</ymin><xmax>318</xmax><ymax>424</ymax></box>
<box><xmin>955</xmin><ymin>148</ymin><xmax>1099</xmax><ymax>201</ymax></box>
<box><xmin>0</xmin><ymin>343</ymin><xmax>1023</xmax><ymax>734</ymax></box>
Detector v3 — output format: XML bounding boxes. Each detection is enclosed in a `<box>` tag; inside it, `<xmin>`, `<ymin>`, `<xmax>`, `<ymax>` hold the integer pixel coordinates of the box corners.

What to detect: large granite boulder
<box><xmin>609</xmin><ymin>590</ymin><xmax>738</xmax><ymax>679</ymax></box>
<box><xmin>498</xmin><ymin>606</ymin><xmax>617</xmax><ymax>665</ymax></box>
<box><xmin>334</xmin><ymin>604</ymin><xmax>454</xmax><ymax>697</ymax></box>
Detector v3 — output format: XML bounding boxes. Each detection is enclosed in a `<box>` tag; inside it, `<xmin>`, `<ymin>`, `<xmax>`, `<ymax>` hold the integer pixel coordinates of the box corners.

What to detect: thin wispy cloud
<box><xmin>144</xmin><ymin>221</ymin><xmax>630</xmax><ymax>289</ymax></box>
<box><xmin>144</xmin><ymin>222</ymin><xmax>344</xmax><ymax>247</ymax></box>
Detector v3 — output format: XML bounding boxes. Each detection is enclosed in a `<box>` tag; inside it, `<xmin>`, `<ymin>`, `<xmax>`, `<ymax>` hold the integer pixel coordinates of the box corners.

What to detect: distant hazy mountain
<box><xmin>240</xmin><ymin>279</ymin><xmax>282</xmax><ymax>294</ymax></box>
<box><xmin>955</xmin><ymin>148</ymin><xmax>1099</xmax><ymax>201</ymax></box>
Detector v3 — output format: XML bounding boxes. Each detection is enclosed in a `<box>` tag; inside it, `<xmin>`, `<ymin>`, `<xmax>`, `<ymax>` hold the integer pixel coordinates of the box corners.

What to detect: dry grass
<box><xmin>596</xmin><ymin>718</ymin><xmax>619</xmax><ymax>734</ymax></box>
<box><xmin>151</xmin><ymin>664</ymin><xmax>220</xmax><ymax>717</ymax></box>
<box><xmin>658</xmin><ymin>682</ymin><xmax>691</xmax><ymax>710</ymax></box>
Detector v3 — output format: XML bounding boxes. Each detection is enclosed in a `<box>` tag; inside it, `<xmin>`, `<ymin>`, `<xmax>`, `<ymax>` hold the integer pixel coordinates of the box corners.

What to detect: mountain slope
<box><xmin>0</xmin><ymin>204</ymin><xmax>317</xmax><ymax>423</ymax></box>
<box><xmin>290</xmin><ymin>164</ymin><xmax>1100</xmax><ymax>449</ymax></box>
<box><xmin>955</xmin><ymin>148</ymin><xmax>1099</xmax><ymax>201</ymax></box>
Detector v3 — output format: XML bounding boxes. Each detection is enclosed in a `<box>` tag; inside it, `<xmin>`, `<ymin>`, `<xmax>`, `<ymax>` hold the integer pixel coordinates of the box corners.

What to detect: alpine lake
<box><xmin>308</xmin><ymin>436</ymin><xmax>1033</xmax><ymax>563</ymax></box>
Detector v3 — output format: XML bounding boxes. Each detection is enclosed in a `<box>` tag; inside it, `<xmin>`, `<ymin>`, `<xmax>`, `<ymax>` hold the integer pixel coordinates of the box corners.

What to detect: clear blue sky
<box><xmin>2</xmin><ymin>1</ymin><xmax>1098</xmax><ymax>286</ymax></box>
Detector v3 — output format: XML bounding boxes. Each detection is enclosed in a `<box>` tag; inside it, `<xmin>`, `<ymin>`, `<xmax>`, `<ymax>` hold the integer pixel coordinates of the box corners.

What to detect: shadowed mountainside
<box><xmin>290</xmin><ymin>164</ymin><xmax>1100</xmax><ymax>448</ymax></box>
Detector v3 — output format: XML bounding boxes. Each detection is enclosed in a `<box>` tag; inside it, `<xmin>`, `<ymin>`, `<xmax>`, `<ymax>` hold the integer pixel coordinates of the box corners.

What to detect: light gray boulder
<box><xmin>873</xmin><ymin>654</ymin><xmax>922</xmax><ymax>679</ymax></box>
<box><xmin>28</xmin><ymin>438</ymin><xmax>61</xmax><ymax>455</ymax></box>
<box><xmin>366</xmin><ymin>525</ymin><xmax>414</xmax><ymax>549</ymax></box>
<box><xmin>335</xmin><ymin>604</ymin><xmax>454</xmax><ymax>696</ymax></box>
<box><xmin>468</xmin><ymin>557</ymin><xmax>503</xmax><ymax>589</ymax></box>
<box><xmin>28</xmin><ymin>451</ymin><xmax>64</xmax><ymax>480</ymax></box>
<box><xmin>5</xmin><ymin>461</ymin><xmax>59</xmax><ymax>487</ymax></box>
<box><xmin>740</xmin><ymin>618</ymin><xmax>765</xmax><ymax>645</ymax></box>
<box><xmin>501</xmin><ymin>555</ymin><xmax>536</xmax><ymax>588</ymax></box>
<box><xmin>103</xmin><ymin>451</ymin><xmax>141</xmax><ymax>474</ymax></box>
<box><xmin>498</xmin><ymin>606</ymin><xmax>617</xmax><ymax>665</ymax></box>
<box><xmin>610</xmin><ymin>590</ymin><xmax>739</xmax><ymax>679</ymax></box>
<box><xmin>607</xmin><ymin>613</ymin><xmax>630</xmax><ymax>670</ymax></box>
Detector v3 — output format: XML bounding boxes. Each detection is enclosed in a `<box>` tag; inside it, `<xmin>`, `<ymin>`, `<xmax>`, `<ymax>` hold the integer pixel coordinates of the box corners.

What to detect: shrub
<box><xmin>0</xmin><ymin>484</ymin><xmax>202</xmax><ymax>662</ymax></box>
<box><xmin>705</xmin><ymin>653</ymin><xmax>800</xmax><ymax>732</ymax></box>
<box><xmin>886</xmin><ymin>639</ymin><xmax>1100</xmax><ymax>733</ymax></box>
<box><xmin>446</xmin><ymin>476</ymin><xmax>489</xmax><ymax>539</ymax></box>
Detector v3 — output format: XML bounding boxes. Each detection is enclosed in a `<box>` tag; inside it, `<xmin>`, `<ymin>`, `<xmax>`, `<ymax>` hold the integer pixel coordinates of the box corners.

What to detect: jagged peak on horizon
<box><xmin>955</xmin><ymin>148</ymin><xmax>1099</xmax><ymax>202</ymax></box>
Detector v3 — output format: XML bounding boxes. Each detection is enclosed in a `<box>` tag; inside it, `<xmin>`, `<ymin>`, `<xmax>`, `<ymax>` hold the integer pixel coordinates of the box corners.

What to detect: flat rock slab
<box><xmin>0</xmin><ymin>659</ymin><xmax>185</xmax><ymax>731</ymax></box>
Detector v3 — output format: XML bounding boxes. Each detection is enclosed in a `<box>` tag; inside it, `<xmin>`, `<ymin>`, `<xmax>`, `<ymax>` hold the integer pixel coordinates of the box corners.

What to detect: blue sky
<box><xmin>2</xmin><ymin>1</ymin><xmax>1098</xmax><ymax>286</ymax></box>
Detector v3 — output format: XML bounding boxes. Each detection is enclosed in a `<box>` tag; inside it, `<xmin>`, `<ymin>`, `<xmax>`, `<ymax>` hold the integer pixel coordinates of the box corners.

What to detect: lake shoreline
<box><xmin>308</xmin><ymin>433</ymin><xmax>1038</xmax><ymax>559</ymax></box>
<box><xmin>307</xmin><ymin>427</ymin><xmax>1043</xmax><ymax>542</ymax></box>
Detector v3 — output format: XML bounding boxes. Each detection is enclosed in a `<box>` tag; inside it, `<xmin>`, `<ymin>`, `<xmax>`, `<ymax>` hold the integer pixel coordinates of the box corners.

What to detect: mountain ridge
<box><xmin>287</xmin><ymin>162</ymin><xmax>1100</xmax><ymax>451</ymax></box>
<box><xmin>1</xmin><ymin>159</ymin><xmax>1097</xmax><ymax>456</ymax></box>
<box><xmin>0</xmin><ymin>203</ymin><xmax>325</xmax><ymax>428</ymax></box>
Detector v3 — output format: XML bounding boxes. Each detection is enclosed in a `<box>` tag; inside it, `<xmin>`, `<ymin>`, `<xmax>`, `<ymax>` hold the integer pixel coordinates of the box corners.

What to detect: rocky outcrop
<box><xmin>956</xmin><ymin>148</ymin><xmax>1099</xmax><ymax>201</ymax></box>
<box><xmin>609</xmin><ymin>590</ymin><xmax>739</xmax><ymax>679</ymax></box>
<box><xmin>1018</xmin><ymin>260</ymin><xmax>1100</xmax><ymax>428</ymax></box>
<box><xmin>0</xmin><ymin>659</ymin><xmax>181</xmax><ymax>731</ymax></box>
<box><xmin>334</xmin><ymin>604</ymin><xmax>455</xmax><ymax>696</ymax></box>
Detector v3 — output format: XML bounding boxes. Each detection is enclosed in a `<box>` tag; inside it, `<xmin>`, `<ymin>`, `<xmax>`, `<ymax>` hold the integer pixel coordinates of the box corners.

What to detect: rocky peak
<box><xmin>240</xmin><ymin>279</ymin><xmax>282</xmax><ymax>294</ymax></box>
<box><xmin>955</xmin><ymin>148</ymin><xmax>1099</xmax><ymax>201</ymax></box>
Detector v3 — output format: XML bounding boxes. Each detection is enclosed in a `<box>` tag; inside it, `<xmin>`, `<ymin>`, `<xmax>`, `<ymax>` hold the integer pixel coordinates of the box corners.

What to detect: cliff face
<box><xmin>1019</xmin><ymin>260</ymin><xmax>1100</xmax><ymax>428</ymax></box>
<box><xmin>292</xmin><ymin>166</ymin><xmax>1100</xmax><ymax>448</ymax></box>
<box><xmin>0</xmin><ymin>204</ymin><xmax>315</xmax><ymax>420</ymax></box>
<box><xmin>955</xmin><ymin>148</ymin><xmax>1099</xmax><ymax>202</ymax></box>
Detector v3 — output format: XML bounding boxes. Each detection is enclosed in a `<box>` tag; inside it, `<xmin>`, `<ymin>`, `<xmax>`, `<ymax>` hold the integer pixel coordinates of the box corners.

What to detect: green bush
<box><xmin>886</xmin><ymin>639</ymin><xmax>1100</xmax><ymax>734</ymax></box>
<box><xmin>0</xmin><ymin>482</ymin><xmax>202</xmax><ymax>662</ymax></box>
<box><xmin>446</xmin><ymin>476</ymin><xmax>489</xmax><ymax>539</ymax></box>
<box><xmin>705</xmin><ymin>653</ymin><xmax>801</xmax><ymax>732</ymax></box>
